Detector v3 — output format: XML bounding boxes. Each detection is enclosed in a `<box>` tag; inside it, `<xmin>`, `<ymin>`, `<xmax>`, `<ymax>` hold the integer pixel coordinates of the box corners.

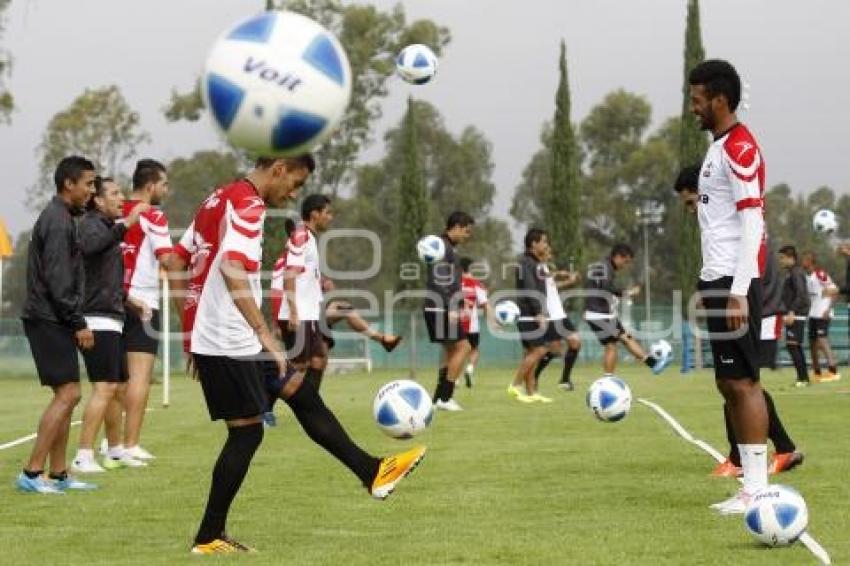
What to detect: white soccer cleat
<box><xmin>71</xmin><ymin>458</ymin><xmax>106</xmax><ymax>474</ymax></box>
<box><xmin>124</xmin><ymin>445</ymin><xmax>155</xmax><ymax>460</ymax></box>
<box><xmin>710</xmin><ymin>489</ymin><xmax>752</xmax><ymax>515</ymax></box>
<box><xmin>434</xmin><ymin>399</ymin><xmax>464</xmax><ymax>412</ymax></box>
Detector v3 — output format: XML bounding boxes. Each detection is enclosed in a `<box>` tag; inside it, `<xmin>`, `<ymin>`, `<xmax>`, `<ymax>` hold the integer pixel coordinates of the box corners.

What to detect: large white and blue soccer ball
<box><xmin>373</xmin><ymin>379</ymin><xmax>434</xmax><ymax>439</ymax></box>
<box><xmin>416</xmin><ymin>235</ymin><xmax>445</xmax><ymax>264</ymax></box>
<box><xmin>202</xmin><ymin>11</ymin><xmax>352</xmax><ymax>156</ymax></box>
<box><xmin>494</xmin><ymin>300</ymin><xmax>521</xmax><ymax>326</ymax></box>
<box><xmin>650</xmin><ymin>339</ymin><xmax>673</xmax><ymax>361</ymax></box>
<box><xmin>812</xmin><ymin>209</ymin><xmax>838</xmax><ymax>234</ymax></box>
<box><xmin>396</xmin><ymin>44</ymin><xmax>438</xmax><ymax>85</ymax></box>
<box><xmin>586</xmin><ymin>376</ymin><xmax>632</xmax><ymax>423</ymax></box>
<box><xmin>744</xmin><ymin>485</ymin><xmax>809</xmax><ymax>546</ymax></box>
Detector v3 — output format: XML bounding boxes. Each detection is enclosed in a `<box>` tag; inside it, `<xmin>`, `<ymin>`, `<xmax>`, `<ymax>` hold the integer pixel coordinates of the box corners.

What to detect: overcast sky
<box><xmin>1</xmin><ymin>0</ymin><xmax>848</xmax><ymax>239</ymax></box>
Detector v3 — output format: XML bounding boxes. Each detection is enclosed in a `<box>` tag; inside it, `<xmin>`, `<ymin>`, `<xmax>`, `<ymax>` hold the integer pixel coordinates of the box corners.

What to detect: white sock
<box><xmin>466</xmin><ymin>363</ymin><xmax>474</xmax><ymax>375</ymax></box>
<box><xmin>75</xmin><ymin>448</ymin><xmax>94</xmax><ymax>462</ymax></box>
<box><xmin>739</xmin><ymin>443</ymin><xmax>768</xmax><ymax>494</ymax></box>
<box><xmin>108</xmin><ymin>444</ymin><xmax>125</xmax><ymax>459</ymax></box>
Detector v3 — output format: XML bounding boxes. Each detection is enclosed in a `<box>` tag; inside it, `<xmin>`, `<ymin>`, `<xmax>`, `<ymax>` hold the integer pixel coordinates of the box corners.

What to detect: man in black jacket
<box><xmin>71</xmin><ymin>177</ymin><xmax>148</xmax><ymax>473</ymax></box>
<box><xmin>583</xmin><ymin>243</ymin><xmax>671</xmax><ymax>376</ymax></box>
<box><xmin>424</xmin><ymin>211</ymin><xmax>474</xmax><ymax>411</ymax></box>
<box><xmin>779</xmin><ymin>245</ymin><xmax>811</xmax><ymax>386</ymax></box>
<box><xmin>17</xmin><ymin>156</ymin><xmax>97</xmax><ymax>494</ymax></box>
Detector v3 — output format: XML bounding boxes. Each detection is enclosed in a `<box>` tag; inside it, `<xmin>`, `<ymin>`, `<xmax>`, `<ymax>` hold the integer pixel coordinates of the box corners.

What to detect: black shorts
<box><xmin>124</xmin><ymin>307</ymin><xmax>160</xmax><ymax>355</ymax></box>
<box><xmin>23</xmin><ymin>319</ymin><xmax>80</xmax><ymax>387</ymax></box>
<box><xmin>698</xmin><ymin>276</ymin><xmax>762</xmax><ymax>381</ymax></box>
<box><xmin>466</xmin><ymin>332</ymin><xmax>480</xmax><ymax>349</ymax></box>
<box><xmin>808</xmin><ymin>318</ymin><xmax>830</xmax><ymax>339</ymax></box>
<box><xmin>586</xmin><ymin>318</ymin><xmax>627</xmax><ymax>346</ymax></box>
<box><xmin>279</xmin><ymin>320</ymin><xmax>326</xmax><ymax>364</ymax></box>
<box><xmin>194</xmin><ymin>353</ymin><xmax>268</xmax><ymax>421</ymax></box>
<box><xmin>785</xmin><ymin>320</ymin><xmax>805</xmax><ymax>343</ymax></box>
<box><xmin>423</xmin><ymin>309</ymin><xmax>466</xmax><ymax>344</ymax></box>
<box><xmin>82</xmin><ymin>331</ymin><xmax>128</xmax><ymax>382</ymax></box>
<box><xmin>519</xmin><ymin>319</ymin><xmax>577</xmax><ymax>348</ymax></box>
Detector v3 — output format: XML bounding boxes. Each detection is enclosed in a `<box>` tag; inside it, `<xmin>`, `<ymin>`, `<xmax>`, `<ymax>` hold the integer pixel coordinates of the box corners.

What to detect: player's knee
<box><xmin>567</xmin><ymin>335</ymin><xmax>581</xmax><ymax>351</ymax></box>
<box><xmin>56</xmin><ymin>382</ymin><xmax>82</xmax><ymax>406</ymax></box>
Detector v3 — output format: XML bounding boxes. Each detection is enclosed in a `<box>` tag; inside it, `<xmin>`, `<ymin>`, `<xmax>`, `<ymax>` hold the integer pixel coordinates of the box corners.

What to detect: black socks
<box><xmin>644</xmin><ymin>355</ymin><xmax>658</xmax><ymax>369</ymax></box>
<box><xmin>535</xmin><ymin>353</ymin><xmax>555</xmax><ymax>382</ymax></box>
<box><xmin>561</xmin><ymin>349</ymin><xmax>578</xmax><ymax>384</ymax></box>
<box><xmin>725</xmin><ymin>390</ymin><xmax>796</xmax><ymax>466</ymax></box>
<box><xmin>195</xmin><ymin>423</ymin><xmax>264</xmax><ymax>544</ymax></box>
<box><xmin>305</xmin><ymin>367</ymin><xmax>324</xmax><ymax>391</ymax></box>
<box><xmin>433</xmin><ymin>367</ymin><xmax>454</xmax><ymax>402</ymax></box>
<box><xmin>285</xmin><ymin>379</ymin><xmax>380</xmax><ymax>487</ymax></box>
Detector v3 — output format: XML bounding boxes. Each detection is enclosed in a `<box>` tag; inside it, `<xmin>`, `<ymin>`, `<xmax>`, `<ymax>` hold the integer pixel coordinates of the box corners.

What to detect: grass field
<box><xmin>0</xmin><ymin>363</ymin><xmax>847</xmax><ymax>565</ymax></box>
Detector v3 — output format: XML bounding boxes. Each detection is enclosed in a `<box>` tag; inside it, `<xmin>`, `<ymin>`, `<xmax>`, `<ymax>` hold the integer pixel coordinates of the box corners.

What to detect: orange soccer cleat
<box><xmin>370</xmin><ymin>445</ymin><xmax>427</xmax><ymax>500</ymax></box>
<box><xmin>711</xmin><ymin>458</ymin><xmax>742</xmax><ymax>478</ymax></box>
<box><xmin>769</xmin><ymin>451</ymin><xmax>805</xmax><ymax>475</ymax></box>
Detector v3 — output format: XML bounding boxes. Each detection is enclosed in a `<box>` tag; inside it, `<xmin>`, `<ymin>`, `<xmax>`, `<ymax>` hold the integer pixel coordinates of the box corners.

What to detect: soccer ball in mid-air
<box><xmin>373</xmin><ymin>380</ymin><xmax>434</xmax><ymax>439</ymax></box>
<box><xmin>650</xmin><ymin>339</ymin><xmax>672</xmax><ymax>361</ymax></box>
<box><xmin>202</xmin><ymin>11</ymin><xmax>352</xmax><ymax>156</ymax></box>
<box><xmin>416</xmin><ymin>235</ymin><xmax>445</xmax><ymax>263</ymax></box>
<box><xmin>744</xmin><ymin>485</ymin><xmax>809</xmax><ymax>546</ymax></box>
<box><xmin>586</xmin><ymin>376</ymin><xmax>632</xmax><ymax>422</ymax></box>
<box><xmin>812</xmin><ymin>209</ymin><xmax>838</xmax><ymax>234</ymax></box>
<box><xmin>396</xmin><ymin>44</ymin><xmax>438</xmax><ymax>85</ymax></box>
<box><xmin>494</xmin><ymin>300</ymin><xmax>521</xmax><ymax>326</ymax></box>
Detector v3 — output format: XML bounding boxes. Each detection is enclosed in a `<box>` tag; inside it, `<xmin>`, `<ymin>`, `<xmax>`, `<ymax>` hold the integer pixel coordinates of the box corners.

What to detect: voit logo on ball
<box><xmin>202</xmin><ymin>10</ymin><xmax>352</xmax><ymax>156</ymax></box>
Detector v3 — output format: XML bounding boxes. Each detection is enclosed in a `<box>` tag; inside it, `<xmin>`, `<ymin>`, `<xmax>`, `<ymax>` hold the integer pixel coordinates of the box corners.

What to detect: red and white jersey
<box><xmin>173</xmin><ymin>180</ymin><xmax>265</xmax><ymax>356</ymax></box>
<box><xmin>272</xmin><ymin>225</ymin><xmax>323</xmax><ymax>321</ymax></box>
<box><xmin>806</xmin><ymin>269</ymin><xmax>836</xmax><ymax>319</ymax></box>
<box><xmin>461</xmin><ymin>274</ymin><xmax>488</xmax><ymax>334</ymax></box>
<box><xmin>122</xmin><ymin>201</ymin><xmax>173</xmax><ymax>310</ymax></box>
<box><xmin>697</xmin><ymin>123</ymin><xmax>767</xmax><ymax>284</ymax></box>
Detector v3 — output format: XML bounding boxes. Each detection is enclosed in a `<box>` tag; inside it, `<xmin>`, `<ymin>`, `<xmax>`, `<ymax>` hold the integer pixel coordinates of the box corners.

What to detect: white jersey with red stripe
<box><xmin>697</xmin><ymin>122</ymin><xmax>767</xmax><ymax>289</ymax></box>
<box><xmin>274</xmin><ymin>225</ymin><xmax>323</xmax><ymax>321</ymax></box>
<box><xmin>173</xmin><ymin>180</ymin><xmax>265</xmax><ymax>356</ymax></box>
<box><xmin>122</xmin><ymin>201</ymin><xmax>173</xmax><ymax>310</ymax></box>
<box><xmin>806</xmin><ymin>268</ymin><xmax>836</xmax><ymax>319</ymax></box>
<box><xmin>461</xmin><ymin>274</ymin><xmax>488</xmax><ymax>334</ymax></box>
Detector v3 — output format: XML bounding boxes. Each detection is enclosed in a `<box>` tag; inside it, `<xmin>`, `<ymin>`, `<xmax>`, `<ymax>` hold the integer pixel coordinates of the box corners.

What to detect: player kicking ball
<box><xmin>582</xmin><ymin>243</ymin><xmax>672</xmax><ymax>377</ymax></box>
<box><xmin>169</xmin><ymin>155</ymin><xmax>425</xmax><ymax>554</ymax></box>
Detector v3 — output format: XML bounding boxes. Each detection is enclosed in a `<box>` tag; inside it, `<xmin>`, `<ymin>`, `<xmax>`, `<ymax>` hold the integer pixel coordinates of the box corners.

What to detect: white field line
<box><xmin>0</xmin><ymin>409</ymin><xmax>154</xmax><ymax>452</ymax></box>
<box><xmin>637</xmin><ymin>398</ymin><xmax>832</xmax><ymax>565</ymax></box>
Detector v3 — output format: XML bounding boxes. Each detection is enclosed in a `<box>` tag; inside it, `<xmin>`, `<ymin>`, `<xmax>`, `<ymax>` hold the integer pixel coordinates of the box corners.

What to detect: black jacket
<box><xmin>21</xmin><ymin>196</ymin><xmax>87</xmax><ymax>330</ymax></box>
<box><xmin>515</xmin><ymin>252</ymin><xmax>547</xmax><ymax>317</ymax></box>
<box><xmin>781</xmin><ymin>265</ymin><xmax>810</xmax><ymax>316</ymax></box>
<box><xmin>80</xmin><ymin>210</ymin><xmax>127</xmax><ymax>320</ymax></box>
<box><xmin>583</xmin><ymin>257</ymin><xmax>621</xmax><ymax>315</ymax></box>
<box><xmin>424</xmin><ymin>234</ymin><xmax>463</xmax><ymax>312</ymax></box>
<box><xmin>761</xmin><ymin>249</ymin><xmax>783</xmax><ymax>317</ymax></box>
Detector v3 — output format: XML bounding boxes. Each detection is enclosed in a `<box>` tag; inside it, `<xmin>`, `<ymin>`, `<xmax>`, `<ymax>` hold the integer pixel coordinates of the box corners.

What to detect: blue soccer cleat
<box><xmin>651</xmin><ymin>353</ymin><xmax>673</xmax><ymax>375</ymax></box>
<box><xmin>53</xmin><ymin>475</ymin><xmax>97</xmax><ymax>491</ymax></box>
<box><xmin>16</xmin><ymin>472</ymin><xmax>64</xmax><ymax>495</ymax></box>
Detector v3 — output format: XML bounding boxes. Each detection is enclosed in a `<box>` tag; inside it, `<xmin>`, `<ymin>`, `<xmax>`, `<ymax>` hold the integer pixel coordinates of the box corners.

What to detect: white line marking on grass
<box><xmin>0</xmin><ymin>420</ymin><xmax>82</xmax><ymax>451</ymax></box>
<box><xmin>0</xmin><ymin>409</ymin><xmax>154</xmax><ymax>452</ymax></box>
<box><xmin>637</xmin><ymin>398</ymin><xmax>832</xmax><ymax>565</ymax></box>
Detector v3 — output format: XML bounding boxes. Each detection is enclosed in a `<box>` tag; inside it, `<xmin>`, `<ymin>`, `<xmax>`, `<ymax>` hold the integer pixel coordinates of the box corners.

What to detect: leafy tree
<box><xmin>395</xmin><ymin>98</ymin><xmax>428</xmax><ymax>296</ymax></box>
<box><xmin>675</xmin><ymin>0</ymin><xmax>708</xmax><ymax>304</ymax></box>
<box><xmin>1</xmin><ymin>229</ymin><xmax>31</xmax><ymax>315</ymax></box>
<box><xmin>164</xmin><ymin>0</ymin><xmax>449</xmax><ymax>197</ymax></box>
<box><xmin>32</xmin><ymin>85</ymin><xmax>149</xmax><ymax>209</ymax></box>
<box><xmin>0</xmin><ymin>0</ymin><xmax>13</xmax><ymax>123</ymax></box>
<box><xmin>546</xmin><ymin>41</ymin><xmax>583</xmax><ymax>267</ymax></box>
<box><xmin>510</xmin><ymin>122</ymin><xmax>552</xmax><ymax>228</ymax></box>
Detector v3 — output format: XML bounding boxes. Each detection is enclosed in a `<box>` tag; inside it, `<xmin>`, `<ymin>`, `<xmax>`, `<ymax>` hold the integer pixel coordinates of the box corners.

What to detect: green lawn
<box><xmin>0</xmin><ymin>364</ymin><xmax>847</xmax><ymax>565</ymax></box>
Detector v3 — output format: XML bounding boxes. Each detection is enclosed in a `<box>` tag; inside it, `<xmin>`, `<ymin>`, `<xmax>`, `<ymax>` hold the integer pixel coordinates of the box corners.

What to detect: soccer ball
<box><xmin>396</xmin><ymin>44</ymin><xmax>438</xmax><ymax>85</ymax></box>
<box><xmin>586</xmin><ymin>376</ymin><xmax>632</xmax><ymax>422</ymax></box>
<box><xmin>812</xmin><ymin>209</ymin><xmax>838</xmax><ymax>234</ymax></box>
<box><xmin>744</xmin><ymin>485</ymin><xmax>809</xmax><ymax>546</ymax></box>
<box><xmin>202</xmin><ymin>11</ymin><xmax>352</xmax><ymax>156</ymax></box>
<box><xmin>416</xmin><ymin>235</ymin><xmax>445</xmax><ymax>263</ymax></box>
<box><xmin>494</xmin><ymin>300</ymin><xmax>521</xmax><ymax>326</ymax></box>
<box><xmin>650</xmin><ymin>339</ymin><xmax>672</xmax><ymax>361</ymax></box>
<box><xmin>373</xmin><ymin>380</ymin><xmax>434</xmax><ymax>439</ymax></box>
